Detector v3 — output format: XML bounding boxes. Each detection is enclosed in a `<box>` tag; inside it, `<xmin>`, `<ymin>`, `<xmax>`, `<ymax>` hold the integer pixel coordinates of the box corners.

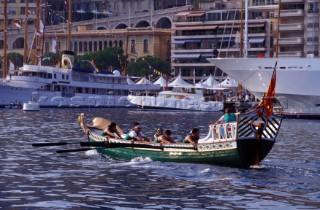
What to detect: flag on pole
<box><xmin>257</xmin><ymin>61</ymin><xmax>277</xmax><ymax>117</ymax></box>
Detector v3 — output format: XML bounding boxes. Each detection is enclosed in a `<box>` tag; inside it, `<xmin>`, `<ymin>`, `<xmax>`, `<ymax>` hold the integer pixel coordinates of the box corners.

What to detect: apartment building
<box><xmin>0</xmin><ymin>0</ymin><xmax>37</xmax><ymax>31</ymax></box>
<box><xmin>171</xmin><ymin>0</ymin><xmax>272</xmax><ymax>83</ymax></box>
<box><xmin>171</xmin><ymin>0</ymin><xmax>320</xmax><ymax>83</ymax></box>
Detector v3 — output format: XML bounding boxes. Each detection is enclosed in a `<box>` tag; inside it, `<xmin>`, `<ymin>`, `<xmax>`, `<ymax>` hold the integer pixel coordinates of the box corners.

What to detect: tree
<box><xmin>127</xmin><ymin>56</ymin><xmax>171</xmax><ymax>78</ymax></box>
<box><xmin>78</xmin><ymin>47</ymin><xmax>124</xmax><ymax>72</ymax></box>
<box><xmin>7</xmin><ymin>52</ymin><xmax>23</xmax><ymax>68</ymax></box>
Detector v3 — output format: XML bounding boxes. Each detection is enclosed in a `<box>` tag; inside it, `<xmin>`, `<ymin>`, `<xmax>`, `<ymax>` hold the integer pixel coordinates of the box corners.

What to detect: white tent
<box><xmin>127</xmin><ymin>77</ymin><xmax>136</xmax><ymax>85</ymax></box>
<box><xmin>196</xmin><ymin>75</ymin><xmax>219</xmax><ymax>88</ymax></box>
<box><xmin>168</xmin><ymin>74</ymin><xmax>193</xmax><ymax>87</ymax></box>
<box><xmin>153</xmin><ymin>76</ymin><xmax>168</xmax><ymax>87</ymax></box>
<box><xmin>216</xmin><ymin>76</ymin><xmax>238</xmax><ymax>88</ymax></box>
<box><xmin>135</xmin><ymin>77</ymin><xmax>153</xmax><ymax>85</ymax></box>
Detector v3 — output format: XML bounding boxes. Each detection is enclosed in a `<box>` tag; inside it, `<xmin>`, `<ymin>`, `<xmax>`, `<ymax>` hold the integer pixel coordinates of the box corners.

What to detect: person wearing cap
<box><xmin>124</xmin><ymin>125</ymin><xmax>150</xmax><ymax>141</ymax></box>
<box><xmin>102</xmin><ymin>122</ymin><xmax>122</xmax><ymax>139</ymax></box>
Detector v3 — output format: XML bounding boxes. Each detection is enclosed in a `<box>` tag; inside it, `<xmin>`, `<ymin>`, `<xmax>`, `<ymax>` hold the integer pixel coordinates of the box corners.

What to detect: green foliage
<box><xmin>78</xmin><ymin>47</ymin><xmax>124</xmax><ymax>72</ymax></box>
<box><xmin>127</xmin><ymin>56</ymin><xmax>171</xmax><ymax>78</ymax></box>
<box><xmin>42</xmin><ymin>52</ymin><xmax>63</xmax><ymax>66</ymax></box>
<box><xmin>7</xmin><ymin>52</ymin><xmax>23</xmax><ymax>68</ymax></box>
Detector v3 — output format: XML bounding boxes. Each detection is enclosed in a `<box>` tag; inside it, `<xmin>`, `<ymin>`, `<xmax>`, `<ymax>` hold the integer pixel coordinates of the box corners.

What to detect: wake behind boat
<box><xmin>209</xmin><ymin>57</ymin><xmax>320</xmax><ymax>118</ymax></box>
<box><xmin>1</xmin><ymin>51</ymin><xmax>160</xmax><ymax>108</ymax></box>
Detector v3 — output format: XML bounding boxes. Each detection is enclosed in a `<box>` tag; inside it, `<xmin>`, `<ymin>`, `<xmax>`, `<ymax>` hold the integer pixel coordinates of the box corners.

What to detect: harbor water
<box><xmin>0</xmin><ymin>108</ymin><xmax>319</xmax><ymax>209</ymax></box>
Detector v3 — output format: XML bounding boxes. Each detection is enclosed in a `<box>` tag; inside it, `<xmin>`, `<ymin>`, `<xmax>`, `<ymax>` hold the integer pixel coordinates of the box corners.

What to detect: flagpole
<box><xmin>35</xmin><ymin>0</ymin><xmax>41</xmax><ymax>64</ymax></box>
<box><xmin>3</xmin><ymin>0</ymin><xmax>7</xmax><ymax>78</ymax></box>
<box><xmin>67</xmin><ymin>0</ymin><xmax>72</xmax><ymax>51</ymax></box>
<box><xmin>23</xmin><ymin>0</ymin><xmax>29</xmax><ymax>64</ymax></box>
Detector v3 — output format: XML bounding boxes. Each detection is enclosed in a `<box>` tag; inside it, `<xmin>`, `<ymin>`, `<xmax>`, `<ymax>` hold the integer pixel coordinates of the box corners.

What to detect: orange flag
<box><xmin>258</xmin><ymin>61</ymin><xmax>277</xmax><ymax>117</ymax></box>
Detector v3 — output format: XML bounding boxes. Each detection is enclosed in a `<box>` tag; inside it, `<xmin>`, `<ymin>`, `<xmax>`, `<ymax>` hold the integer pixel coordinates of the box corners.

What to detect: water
<box><xmin>0</xmin><ymin>108</ymin><xmax>319</xmax><ymax>209</ymax></box>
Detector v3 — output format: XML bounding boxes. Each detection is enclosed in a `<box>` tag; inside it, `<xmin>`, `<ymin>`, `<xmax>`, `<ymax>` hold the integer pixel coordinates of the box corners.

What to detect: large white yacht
<box><xmin>0</xmin><ymin>51</ymin><xmax>160</xmax><ymax>108</ymax></box>
<box><xmin>209</xmin><ymin>57</ymin><xmax>320</xmax><ymax>117</ymax></box>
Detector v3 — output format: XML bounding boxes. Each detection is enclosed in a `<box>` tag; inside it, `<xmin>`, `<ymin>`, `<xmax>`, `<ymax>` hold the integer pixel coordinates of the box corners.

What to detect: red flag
<box><xmin>258</xmin><ymin>62</ymin><xmax>277</xmax><ymax>117</ymax></box>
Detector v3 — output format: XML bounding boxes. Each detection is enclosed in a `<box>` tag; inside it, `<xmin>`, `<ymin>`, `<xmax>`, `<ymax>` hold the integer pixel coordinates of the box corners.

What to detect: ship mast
<box><xmin>3</xmin><ymin>0</ymin><xmax>7</xmax><ymax>78</ymax></box>
<box><xmin>67</xmin><ymin>0</ymin><xmax>72</xmax><ymax>51</ymax></box>
<box><xmin>244</xmin><ymin>0</ymin><xmax>248</xmax><ymax>58</ymax></box>
<box><xmin>239</xmin><ymin>0</ymin><xmax>243</xmax><ymax>58</ymax></box>
<box><xmin>23</xmin><ymin>0</ymin><xmax>29</xmax><ymax>64</ymax></box>
<box><xmin>275</xmin><ymin>0</ymin><xmax>281</xmax><ymax>58</ymax></box>
<box><xmin>35</xmin><ymin>0</ymin><xmax>41</xmax><ymax>64</ymax></box>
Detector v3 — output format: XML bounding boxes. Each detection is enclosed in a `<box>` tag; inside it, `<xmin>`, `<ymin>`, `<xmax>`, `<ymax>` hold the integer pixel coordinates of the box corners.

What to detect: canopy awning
<box><xmin>220</xmin><ymin>23</ymin><xmax>265</xmax><ymax>29</ymax></box>
<box><xmin>172</xmin><ymin>54</ymin><xmax>201</xmax><ymax>58</ymax></box>
<box><xmin>171</xmin><ymin>40</ymin><xmax>186</xmax><ymax>44</ymax></box>
<box><xmin>175</xmin><ymin>12</ymin><xmax>191</xmax><ymax>17</ymax></box>
<box><xmin>173</xmin><ymin>25</ymin><xmax>218</xmax><ymax>31</ymax></box>
<box><xmin>249</xmin><ymin>37</ymin><xmax>265</xmax><ymax>43</ymax></box>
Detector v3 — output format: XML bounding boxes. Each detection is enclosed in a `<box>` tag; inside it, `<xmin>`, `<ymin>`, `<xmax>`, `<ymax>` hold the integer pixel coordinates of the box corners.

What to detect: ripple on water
<box><xmin>0</xmin><ymin>108</ymin><xmax>319</xmax><ymax>209</ymax></box>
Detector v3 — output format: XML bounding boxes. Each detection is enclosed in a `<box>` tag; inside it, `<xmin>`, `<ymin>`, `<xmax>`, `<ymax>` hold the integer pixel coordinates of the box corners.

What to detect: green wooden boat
<box><xmin>77</xmin><ymin>105</ymin><xmax>282</xmax><ymax>168</ymax></box>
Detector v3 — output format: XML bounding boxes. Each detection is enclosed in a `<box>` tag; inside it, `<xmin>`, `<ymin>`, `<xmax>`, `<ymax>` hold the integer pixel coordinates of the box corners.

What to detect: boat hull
<box><xmin>96</xmin><ymin>145</ymin><xmax>244</xmax><ymax>166</ymax></box>
<box><xmin>127</xmin><ymin>95</ymin><xmax>224</xmax><ymax>112</ymax></box>
<box><xmin>209</xmin><ymin>58</ymin><xmax>320</xmax><ymax>117</ymax></box>
<box><xmin>0</xmin><ymin>82</ymin><xmax>134</xmax><ymax>108</ymax></box>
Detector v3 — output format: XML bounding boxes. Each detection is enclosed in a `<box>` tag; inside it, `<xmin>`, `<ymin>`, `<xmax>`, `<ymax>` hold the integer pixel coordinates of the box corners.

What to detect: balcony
<box><xmin>274</xmin><ymin>9</ymin><xmax>304</xmax><ymax>17</ymax></box>
<box><xmin>278</xmin><ymin>37</ymin><xmax>303</xmax><ymax>45</ymax></box>
<box><xmin>277</xmin><ymin>51</ymin><xmax>304</xmax><ymax>57</ymax></box>
<box><xmin>279</xmin><ymin>23</ymin><xmax>304</xmax><ymax>31</ymax></box>
<box><xmin>274</xmin><ymin>0</ymin><xmax>305</xmax><ymax>3</ymax></box>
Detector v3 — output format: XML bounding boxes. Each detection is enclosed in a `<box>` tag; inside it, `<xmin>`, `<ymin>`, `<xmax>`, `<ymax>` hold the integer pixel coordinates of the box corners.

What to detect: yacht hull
<box><xmin>209</xmin><ymin>58</ymin><xmax>320</xmax><ymax>117</ymax></box>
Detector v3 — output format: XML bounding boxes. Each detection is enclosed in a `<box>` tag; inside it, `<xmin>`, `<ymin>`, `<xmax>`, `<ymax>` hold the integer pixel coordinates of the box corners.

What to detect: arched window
<box><xmin>109</xmin><ymin>41</ymin><xmax>112</xmax><ymax>47</ymax></box>
<box><xmin>114</xmin><ymin>40</ymin><xmax>118</xmax><ymax>47</ymax></box>
<box><xmin>84</xmin><ymin>41</ymin><xmax>88</xmax><ymax>52</ymax></box>
<box><xmin>119</xmin><ymin>40</ymin><xmax>123</xmax><ymax>48</ymax></box>
<box><xmin>104</xmin><ymin>41</ymin><xmax>107</xmax><ymax>49</ymax></box>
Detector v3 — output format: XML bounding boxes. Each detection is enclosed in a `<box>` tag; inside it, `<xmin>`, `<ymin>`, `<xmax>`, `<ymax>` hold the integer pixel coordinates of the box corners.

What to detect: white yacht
<box><xmin>127</xmin><ymin>86</ymin><xmax>224</xmax><ymax>112</ymax></box>
<box><xmin>0</xmin><ymin>51</ymin><xmax>160</xmax><ymax>108</ymax></box>
<box><xmin>209</xmin><ymin>57</ymin><xmax>320</xmax><ymax>117</ymax></box>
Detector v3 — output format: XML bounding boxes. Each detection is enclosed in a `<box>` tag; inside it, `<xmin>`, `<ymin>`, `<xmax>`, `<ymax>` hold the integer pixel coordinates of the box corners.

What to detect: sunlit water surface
<box><xmin>0</xmin><ymin>108</ymin><xmax>319</xmax><ymax>209</ymax></box>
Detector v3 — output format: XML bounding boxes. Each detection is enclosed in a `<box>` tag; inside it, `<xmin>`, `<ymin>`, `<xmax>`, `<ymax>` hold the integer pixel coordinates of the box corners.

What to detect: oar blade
<box><xmin>56</xmin><ymin>148</ymin><xmax>92</xmax><ymax>153</ymax></box>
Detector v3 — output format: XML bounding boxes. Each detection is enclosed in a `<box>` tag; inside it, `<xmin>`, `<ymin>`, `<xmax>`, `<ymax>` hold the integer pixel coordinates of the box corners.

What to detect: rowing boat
<box><xmin>77</xmin><ymin>104</ymin><xmax>282</xmax><ymax>168</ymax></box>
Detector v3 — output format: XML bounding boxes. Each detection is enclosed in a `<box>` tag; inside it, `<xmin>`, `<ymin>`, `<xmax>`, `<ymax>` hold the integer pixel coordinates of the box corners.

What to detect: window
<box><xmin>84</xmin><ymin>42</ymin><xmax>88</xmax><ymax>52</ymax></box>
<box><xmin>94</xmin><ymin>41</ymin><xmax>97</xmax><ymax>51</ymax></box>
<box><xmin>74</xmin><ymin>42</ymin><xmax>78</xmax><ymax>52</ymax></box>
<box><xmin>131</xmin><ymin>40</ymin><xmax>136</xmax><ymax>53</ymax></box>
<box><xmin>99</xmin><ymin>41</ymin><xmax>102</xmax><ymax>50</ymax></box>
<box><xmin>143</xmin><ymin>39</ymin><xmax>148</xmax><ymax>53</ymax></box>
<box><xmin>89</xmin><ymin>41</ymin><xmax>92</xmax><ymax>51</ymax></box>
<box><xmin>79</xmin><ymin>42</ymin><xmax>83</xmax><ymax>52</ymax></box>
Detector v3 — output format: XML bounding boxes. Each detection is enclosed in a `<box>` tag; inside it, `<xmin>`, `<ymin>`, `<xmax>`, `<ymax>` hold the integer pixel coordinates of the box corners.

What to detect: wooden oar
<box><xmin>56</xmin><ymin>148</ymin><xmax>93</xmax><ymax>153</ymax></box>
<box><xmin>32</xmin><ymin>142</ymin><xmax>80</xmax><ymax>147</ymax></box>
